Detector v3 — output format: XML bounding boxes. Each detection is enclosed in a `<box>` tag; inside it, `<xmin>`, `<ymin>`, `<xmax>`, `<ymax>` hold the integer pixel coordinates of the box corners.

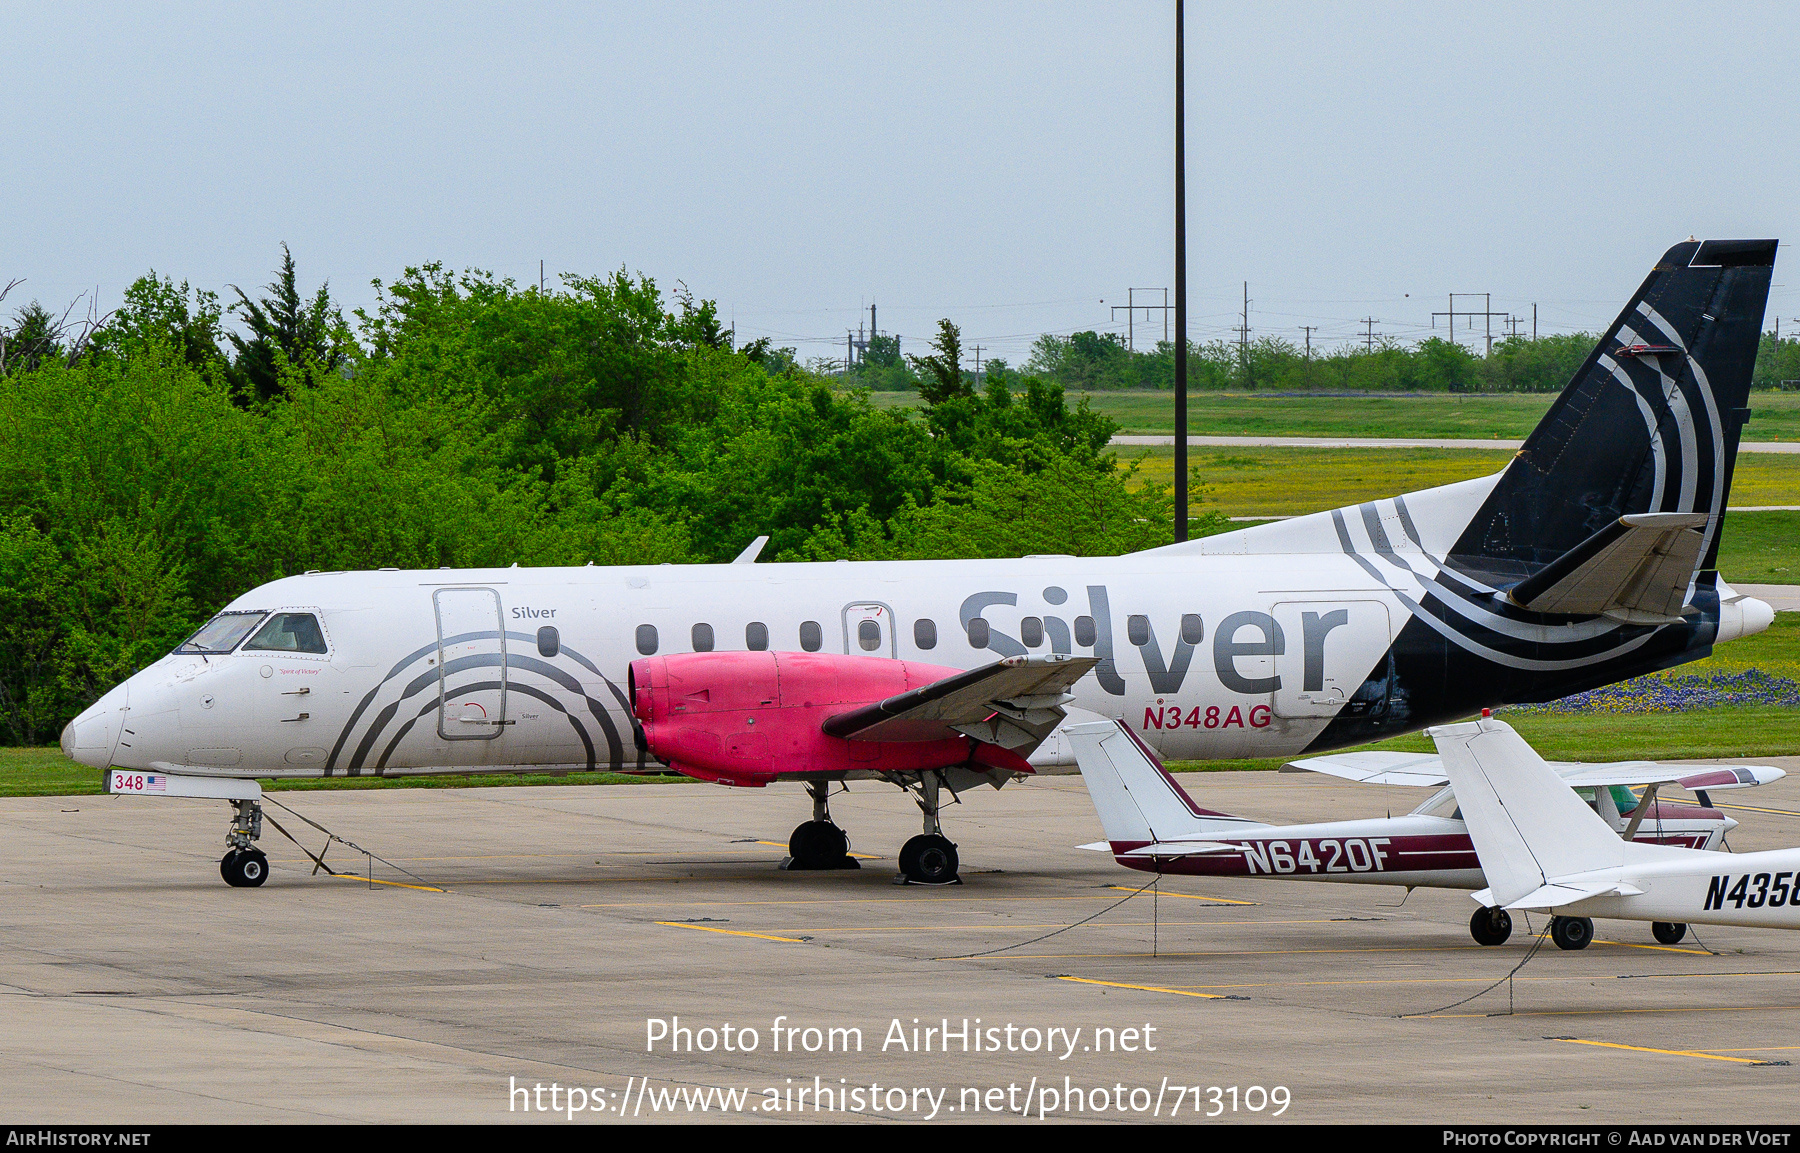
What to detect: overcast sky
<box><xmin>6</xmin><ymin>1</ymin><xmax>1798</xmax><ymax>366</ymax></box>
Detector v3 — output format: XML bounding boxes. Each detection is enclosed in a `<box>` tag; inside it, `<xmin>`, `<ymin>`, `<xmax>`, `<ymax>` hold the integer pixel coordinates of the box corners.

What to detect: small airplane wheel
<box><xmin>899</xmin><ymin>834</ymin><xmax>959</xmax><ymax>884</ymax></box>
<box><xmin>788</xmin><ymin>821</ymin><xmax>848</xmax><ymax>869</ymax></box>
<box><xmin>220</xmin><ymin>849</ymin><xmax>242</xmax><ymax>885</ymax></box>
<box><xmin>1550</xmin><ymin>915</ymin><xmax>1593</xmax><ymax>951</ymax></box>
<box><xmin>1469</xmin><ymin>906</ymin><xmax>1512</xmax><ymax>946</ymax></box>
<box><xmin>237</xmin><ymin>849</ymin><xmax>269</xmax><ymax>887</ymax></box>
<box><xmin>1652</xmin><ymin>921</ymin><xmax>1688</xmax><ymax>945</ymax></box>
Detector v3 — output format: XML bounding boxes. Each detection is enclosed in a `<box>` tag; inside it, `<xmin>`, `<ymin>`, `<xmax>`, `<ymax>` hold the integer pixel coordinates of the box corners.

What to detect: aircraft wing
<box><xmin>1288</xmin><ymin>752</ymin><xmax>1784</xmax><ymax>793</ymax></box>
<box><xmin>1280</xmin><ymin>751</ymin><xmax>1453</xmax><ymax>787</ymax></box>
<box><xmin>821</xmin><ymin>654</ymin><xmax>1099</xmax><ymax>751</ymax></box>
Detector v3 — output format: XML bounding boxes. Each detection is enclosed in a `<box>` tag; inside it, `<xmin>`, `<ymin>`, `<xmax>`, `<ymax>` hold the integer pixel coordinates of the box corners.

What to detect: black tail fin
<box><xmin>1447</xmin><ymin>239</ymin><xmax>1775</xmax><ymax>586</ymax></box>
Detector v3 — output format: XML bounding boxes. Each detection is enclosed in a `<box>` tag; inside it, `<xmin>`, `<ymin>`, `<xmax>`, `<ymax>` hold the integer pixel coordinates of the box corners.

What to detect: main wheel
<box><xmin>898</xmin><ymin>834</ymin><xmax>959</xmax><ymax>884</ymax></box>
<box><xmin>788</xmin><ymin>821</ymin><xmax>849</xmax><ymax>869</ymax></box>
<box><xmin>1550</xmin><ymin>915</ymin><xmax>1593</xmax><ymax>951</ymax></box>
<box><xmin>1469</xmin><ymin>906</ymin><xmax>1513</xmax><ymax>946</ymax></box>
<box><xmin>1652</xmin><ymin>921</ymin><xmax>1688</xmax><ymax>945</ymax></box>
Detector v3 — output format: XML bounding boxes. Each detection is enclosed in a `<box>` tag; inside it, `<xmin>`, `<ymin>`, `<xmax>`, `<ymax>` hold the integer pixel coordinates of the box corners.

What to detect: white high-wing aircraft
<box><xmin>61</xmin><ymin>238</ymin><xmax>1779</xmax><ymax>887</ymax></box>
<box><xmin>1063</xmin><ymin>718</ymin><xmax>1783</xmax><ymax>946</ymax></box>
<box><xmin>1435</xmin><ymin>715</ymin><xmax>1800</xmax><ymax>950</ymax></box>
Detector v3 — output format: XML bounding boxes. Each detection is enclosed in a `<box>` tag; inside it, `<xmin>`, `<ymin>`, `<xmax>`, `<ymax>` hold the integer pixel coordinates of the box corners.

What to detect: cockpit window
<box><xmin>242</xmin><ymin>612</ymin><xmax>329</xmax><ymax>654</ymax></box>
<box><xmin>176</xmin><ymin>610</ymin><xmax>267</xmax><ymax>654</ymax></box>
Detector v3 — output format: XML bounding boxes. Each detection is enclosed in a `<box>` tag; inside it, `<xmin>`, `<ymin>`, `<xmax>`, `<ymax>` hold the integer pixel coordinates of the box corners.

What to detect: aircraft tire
<box><xmin>788</xmin><ymin>821</ymin><xmax>849</xmax><ymax>869</ymax></box>
<box><xmin>1550</xmin><ymin>915</ymin><xmax>1593</xmax><ymax>951</ymax></box>
<box><xmin>237</xmin><ymin>849</ymin><xmax>269</xmax><ymax>887</ymax></box>
<box><xmin>220</xmin><ymin>850</ymin><xmax>242</xmax><ymax>885</ymax></box>
<box><xmin>1652</xmin><ymin>921</ymin><xmax>1688</xmax><ymax>945</ymax></box>
<box><xmin>1469</xmin><ymin>906</ymin><xmax>1512</xmax><ymax>946</ymax></box>
<box><xmin>899</xmin><ymin>834</ymin><xmax>959</xmax><ymax>885</ymax></box>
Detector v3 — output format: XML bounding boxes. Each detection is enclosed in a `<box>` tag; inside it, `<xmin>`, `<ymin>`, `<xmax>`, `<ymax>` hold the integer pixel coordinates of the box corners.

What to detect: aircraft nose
<box><xmin>63</xmin><ymin>681</ymin><xmax>128</xmax><ymax>769</ymax></box>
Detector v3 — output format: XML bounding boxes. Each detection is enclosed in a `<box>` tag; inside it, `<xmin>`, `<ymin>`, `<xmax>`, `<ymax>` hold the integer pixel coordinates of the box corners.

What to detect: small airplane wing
<box><xmin>821</xmin><ymin>654</ymin><xmax>1099</xmax><ymax>751</ymax></box>
<box><xmin>1553</xmin><ymin>762</ymin><xmax>1786</xmax><ymax>793</ymax></box>
<box><xmin>1288</xmin><ymin>752</ymin><xmax>1784</xmax><ymax>794</ymax></box>
<box><xmin>1280</xmin><ymin>751</ymin><xmax>1451</xmax><ymax>787</ymax></box>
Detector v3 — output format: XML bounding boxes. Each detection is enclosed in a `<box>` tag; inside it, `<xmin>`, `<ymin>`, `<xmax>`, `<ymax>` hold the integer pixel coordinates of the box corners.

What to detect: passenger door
<box><xmin>841</xmin><ymin>602</ymin><xmax>897</xmax><ymax>658</ymax></box>
<box><xmin>434</xmin><ymin>587</ymin><xmax>508</xmax><ymax>741</ymax></box>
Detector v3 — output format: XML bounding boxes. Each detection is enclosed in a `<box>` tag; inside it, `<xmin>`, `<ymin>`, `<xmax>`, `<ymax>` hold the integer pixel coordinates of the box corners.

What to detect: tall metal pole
<box><xmin>1173</xmin><ymin>0</ymin><xmax>1188</xmax><ymax>541</ymax></box>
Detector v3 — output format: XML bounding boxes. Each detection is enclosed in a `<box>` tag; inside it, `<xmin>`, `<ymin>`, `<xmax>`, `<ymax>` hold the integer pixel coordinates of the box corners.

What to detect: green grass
<box><xmin>864</xmin><ymin>389</ymin><xmax>1800</xmax><ymax>441</ymax></box>
<box><xmin>1716</xmin><ymin>510</ymin><xmax>1800</xmax><ymax>583</ymax></box>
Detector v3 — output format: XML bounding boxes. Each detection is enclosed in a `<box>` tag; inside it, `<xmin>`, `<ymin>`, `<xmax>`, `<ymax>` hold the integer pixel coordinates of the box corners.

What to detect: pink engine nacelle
<box><xmin>629</xmin><ymin>651</ymin><xmax>1033</xmax><ymax>786</ymax></box>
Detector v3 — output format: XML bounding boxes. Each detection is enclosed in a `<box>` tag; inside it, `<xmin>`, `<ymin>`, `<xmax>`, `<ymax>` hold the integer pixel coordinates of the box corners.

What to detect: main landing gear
<box><xmin>1652</xmin><ymin>921</ymin><xmax>1688</xmax><ymax>945</ymax></box>
<box><xmin>785</xmin><ymin>781</ymin><xmax>859</xmax><ymax>871</ymax></box>
<box><xmin>897</xmin><ymin>771</ymin><xmax>959</xmax><ymax>886</ymax></box>
<box><xmin>220</xmin><ymin>798</ymin><xmax>269</xmax><ymax>888</ymax></box>
<box><xmin>1469</xmin><ymin>906</ymin><xmax>1513</xmax><ymax>946</ymax></box>
<box><xmin>1549</xmin><ymin>915</ymin><xmax>1593</xmax><ymax>951</ymax></box>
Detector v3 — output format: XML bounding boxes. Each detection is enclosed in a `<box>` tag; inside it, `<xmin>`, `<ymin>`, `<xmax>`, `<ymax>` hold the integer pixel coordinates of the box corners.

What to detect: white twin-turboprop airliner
<box><xmin>63</xmin><ymin>239</ymin><xmax>1778</xmax><ymax>888</ymax></box>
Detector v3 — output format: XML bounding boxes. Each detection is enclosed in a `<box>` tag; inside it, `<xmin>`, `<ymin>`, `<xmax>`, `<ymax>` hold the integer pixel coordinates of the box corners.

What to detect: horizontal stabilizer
<box><xmin>1472</xmin><ymin>880</ymin><xmax>1644</xmax><ymax>911</ymax></box>
<box><xmin>822</xmin><ymin>654</ymin><xmax>1097</xmax><ymax>751</ymax></box>
<box><xmin>1115</xmin><ymin>840</ymin><xmax>1237</xmax><ymax>859</ymax></box>
<box><xmin>1505</xmin><ymin>512</ymin><xmax>1709</xmax><ymax>622</ymax></box>
<box><xmin>1290</xmin><ymin>750</ymin><xmax>1784</xmax><ymax>793</ymax></box>
<box><xmin>1065</xmin><ymin>719</ymin><xmax>1264</xmax><ymax>847</ymax></box>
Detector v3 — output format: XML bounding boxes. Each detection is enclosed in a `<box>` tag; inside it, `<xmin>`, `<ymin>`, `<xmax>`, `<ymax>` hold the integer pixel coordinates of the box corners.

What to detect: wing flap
<box><xmin>821</xmin><ymin>654</ymin><xmax>1098</xmax><ymax>749</ymax></box>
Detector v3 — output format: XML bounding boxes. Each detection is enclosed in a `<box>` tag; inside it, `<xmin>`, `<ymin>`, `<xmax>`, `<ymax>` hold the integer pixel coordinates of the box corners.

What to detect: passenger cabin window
<box><xmin>799</xmin><ymin>621</ymin><xmax>822</xmax><ymax>652</ymax></box>
<box><xmin>242</xmin><ymin>612</ymin><xmax>328</xmax><ymax>654</ymax></box>
<box><xmin>1020</xmin><ymin>616</ymin><xmax>1044</xmax><ymax>647</ymax></box>
<box><xmin>1073</xmin><ymin>615</ymin><xmax>1096</xmax><ymax>647</ymax></box>
<box><xmin>857</xmin><ymin>620</ymin><xmax>881</xmax><ymax>651</ymax></box>
<box><xmin>636</xmin><ymin>624</ymin><xmax>659</xmax><ymax>655</ymax></box>
<box><xmin>914</xmin><ymin>618</ymin><xmax>937</xmax><ymax>650</ymax></box>
<box><xmin>177</xmin><ymin>610</ymin><xmax>267</xmax><ymax>654</ymax></box>
<box><xmin>692</xmin><ymin>623</ymin><xmax>715</xmax><ymax>652</ymax></box>
<box><xmin>537</xmin><ymin>626</ymin><xmax>559</xmax><ymax>658</ymax></box>
<box><xmin>1126</xmin><ymin>615</ymin><xmax>1150</xmax><ymax>647</ymax></box>
<box><xmin>1181</xmin><ymin>613</ymin><xmax>1204</xmax><ymax>644</ymax></box>
<box><xmin>967</xmin><ymin>618</ymin><xmax>991</xmax><ymax>649</ymax></box>
<box><xmin>746</xmin><ymin>622</ymin><xmax>769</xmax><ymax>651</ymax></box>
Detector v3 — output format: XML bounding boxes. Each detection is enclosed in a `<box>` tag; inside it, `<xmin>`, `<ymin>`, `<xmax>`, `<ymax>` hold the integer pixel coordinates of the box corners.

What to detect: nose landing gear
<box><xmin>220</xmin><ymin>798</ymin><xmax>269</xmax><ymax>888</ymax></box>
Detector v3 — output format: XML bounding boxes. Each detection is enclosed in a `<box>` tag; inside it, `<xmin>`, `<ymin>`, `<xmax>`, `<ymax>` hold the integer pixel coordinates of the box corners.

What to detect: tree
<box><xmin>227</xmin><ymin>244</ymin><xmax>351</xmax><ymax>404</ymax></box>
<box><xmin>89</xmin><ymin>273</ymin><xmax>227</xmax><ymax>374</ymax></box>
<box><xmin>909</xmin><ymin>319</ymin><xmax>971</xmax><ymax>405</ymax></box>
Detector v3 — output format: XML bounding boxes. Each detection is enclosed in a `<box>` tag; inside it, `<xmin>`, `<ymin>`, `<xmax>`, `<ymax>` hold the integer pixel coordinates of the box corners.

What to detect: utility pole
<box><xmin>1433</xmin><ymin>294</ymin><xmax>1508</xmax><ymax>354</ymax></box>
<box><xmin>540</xmin><ymin>260</ymin><xmax>545</xmax><ymax>293</ymax></box>
<box><xmin>1173</xmin><ymin>0</ymin><xmax>1188</xmax><ymax>541</ymax></box>
<box><xmin>971</xmin><ymin>345</ymin><xmax>985</xmax><ymax>380</ymax></box>
<box><xmin>1361</xmin><ymin>317</ymin><xmax>1380</xmax><ymax>352</ymax></box>
<box><xmin>1300</xmin><ymin>325</ymin><xmax>1317</xmax><ymax>386</ymax></box>
<box><xmin>1110</xmin><ymin>287</ymin><xmax>1171</xmax><ymax>352</ymax></box>
<box><xmin>1235</xmin><ymin>281</ymin><xmax>1252</xmax><ymax>388</ymax></box>
<box><xmin>1533</xmin><ymin>303</ymin><xmax>1538</xmax><ymax>340</ymax></box>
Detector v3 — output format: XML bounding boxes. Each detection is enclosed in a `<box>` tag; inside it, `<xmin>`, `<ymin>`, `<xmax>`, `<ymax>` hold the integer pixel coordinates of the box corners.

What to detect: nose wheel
<box><xmin>221</xmin><ymin>848</ymin><xmax>269</xmax><ymax>887</ymax></box>
<box><xmin>219</xmin><ymin>798</ymin><xmax>270</xmax><ymax>887</ymax></box>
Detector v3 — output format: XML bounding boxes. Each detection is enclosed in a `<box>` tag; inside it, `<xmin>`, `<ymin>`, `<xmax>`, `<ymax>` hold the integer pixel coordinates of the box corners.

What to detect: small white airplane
<box><xmin>59</xmin><ymin>238</ymin><xmax>1780</xmax><ymax>887</ymax></box>
<box><xmin>1434</xmin><ymin>714</ymin><xmax>1800</xmax><ymax>950</ymax></box>
<box><xmin>1064</xmin><ymin>718</ymin><xmax>1784</xmax><ymax>945</ymax></box>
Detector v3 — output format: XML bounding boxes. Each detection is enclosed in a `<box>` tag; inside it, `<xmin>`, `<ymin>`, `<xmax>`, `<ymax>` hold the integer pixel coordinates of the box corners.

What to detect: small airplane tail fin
<box><xmin>1064</xmin><ymin>720</ymin><xmax>1262</xmax><ymax>846</ymax></box>
<box><xmin>1446</xmin><ymin>239</ymin><xmax>1775</xmax><ymax>591</ymax></box>
<box><xmin>1429</xmin><ymin>717</ymin><xmax>1628</xmax><ymax>906</ymax></box>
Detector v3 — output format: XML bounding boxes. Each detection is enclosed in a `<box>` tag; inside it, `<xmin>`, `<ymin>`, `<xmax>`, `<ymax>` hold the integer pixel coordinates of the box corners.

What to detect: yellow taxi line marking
<box><xmin>321</xmin><ymin>874</ymin><xmax>445</xmax><ymax>893</ymax></box>
<box><xmin>1106</xmin><ymin>886</ymin><xmax>1257</xmax><ymax>905</ymax></box>
<box><xmin>1715</xmin><ymin>803</ymin><xmax>1800</xmax><ymax>818</ymax></box>
<box><xmin>747</xmin><ymin>840</ymin><xmax>883</xmax><ymax>860</ymax></box>
<box><xmin>655</xmin><ymin>922</ymin><xmax>805</xmax><ymax>943</ymax></box>
<box><xmin>1170</xmin><ymin>970</ymin><xmax>1800</xmax><ymax>991</ymax></box>
<box><xmin>1423</xmin><ymin>1004</ymin><xmax>1800</xmax><ymax>1019</ymax></box>
<box><xmin>1592</xmin><ymin>939</ymin><xmax>1715</xmax><ymax>955</ymax></box>
<box><xmin>577</xmin><ymin>895</ymin><xmax>1236</xmax><ymax>908</ymax></box>
<box><xmin>1056</xmin><ymin>976</ymin><xmax>1223</xmax><ymax>1000</ymax></box>
<box><xmin>1552</xmin><ymin>1038</ymin><xmax>1763</xmax><ymax>1065</ymax></box>
<box><xmin>996</xmin><ymin>944</ymin><xmax>1501</xmax><ymax>960</ymax></box>
<box><xmin>771</xmin><ymin>920</ymin><xmax>1317</xmax><ymax>933</ymax></box>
